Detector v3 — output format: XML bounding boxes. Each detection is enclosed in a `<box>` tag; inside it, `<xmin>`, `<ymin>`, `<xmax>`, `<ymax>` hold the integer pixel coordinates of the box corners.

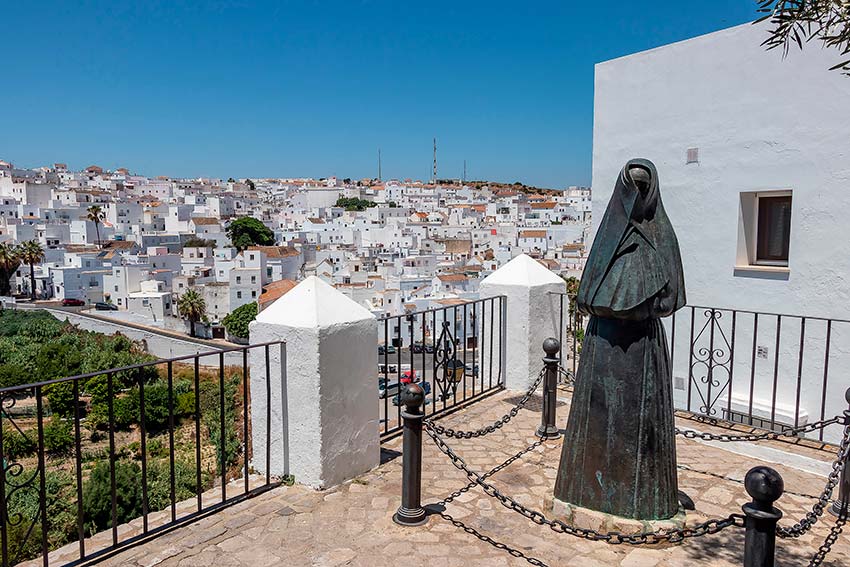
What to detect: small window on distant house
<box><xmin>237</xmin><ymin>291</ymin><xmax>242</xmax><ymax>299</ymax></box>
<box><xmin>756</xmin><ymin>195</ymin><xmax>792</xmax><ymax>264</ymax></box>
<box><xmin>686</xmin><ymin>148</ymin><xmax>699</xmax><ymax>164</ymax></box>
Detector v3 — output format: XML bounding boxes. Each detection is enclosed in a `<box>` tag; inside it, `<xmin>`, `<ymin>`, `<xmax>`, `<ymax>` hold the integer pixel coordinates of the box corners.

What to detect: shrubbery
<box><xmin>0</xmin><ymin>311</ymin><xmax>248</xmax><ymax>562</ymax></box>
<box><xmin>3</xmin><ymin>426</ymin><xmax>36</xmax><ymax>459</ymax></box>
<box><xmin>43</xmin><ymin>418</ymin><xmax>74</xmax><ymax>454</ymax></box>
<box><xmin>222</xmin><ymin>302</ymin><xmax>257</xmax><ymax>339</ymax></box>
<box><xmin>83</xmin><ymin>460</ymin><xmax>143</xmax><ymax>534</ymax></box>
<box><xmin>5</xmin><ymin>468</ymin><xmax>76</xmax><ymax>557</ymax></box>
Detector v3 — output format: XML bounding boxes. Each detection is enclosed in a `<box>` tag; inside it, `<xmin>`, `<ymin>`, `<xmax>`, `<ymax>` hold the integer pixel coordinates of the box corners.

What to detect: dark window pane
<box><xmin>756</xmin><ymin>195</ymin><xmax>792</xmax><ymax>262</ymax></box>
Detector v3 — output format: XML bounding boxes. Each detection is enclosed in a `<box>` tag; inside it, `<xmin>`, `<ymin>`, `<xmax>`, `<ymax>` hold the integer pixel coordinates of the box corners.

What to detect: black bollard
<box><xmin>742</xmin><ymin>466</ymin><xmax>784</xmax><ymax>567</ymax></box>
<box><xmin>536</xmin><ymin>337</ymin><xmax>561</xmax><ymax>439</ymax></box>
<box><xmin>830</xmin><ymin>387</ymin><xmax>850</xmax><ymax>517</ymax></box>
<box><xmin>393</xmin><ymin>383</ymin><xmax>428</xmax><ymax>526</ymax></box>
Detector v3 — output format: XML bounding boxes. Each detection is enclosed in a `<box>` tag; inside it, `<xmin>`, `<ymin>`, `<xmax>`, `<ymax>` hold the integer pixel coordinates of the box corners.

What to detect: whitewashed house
<box><xmin>592</xmin><ymin>22</ymin><xmax>850</xmax><ymax>439</ymax></box>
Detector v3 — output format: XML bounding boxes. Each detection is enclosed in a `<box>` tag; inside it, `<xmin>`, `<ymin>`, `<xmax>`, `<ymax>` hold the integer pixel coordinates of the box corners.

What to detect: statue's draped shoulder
<box><xmin>577</xmin><ymin>159</ymin><xmax>685</xmax><ymax>320</ymax></box>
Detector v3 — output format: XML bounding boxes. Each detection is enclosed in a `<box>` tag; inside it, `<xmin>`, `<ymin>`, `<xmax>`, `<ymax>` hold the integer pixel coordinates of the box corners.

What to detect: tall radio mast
<box><xmin>432</xmin><ymin>138</ymin><xmax>437</xmax><ymax>183</ymax></box>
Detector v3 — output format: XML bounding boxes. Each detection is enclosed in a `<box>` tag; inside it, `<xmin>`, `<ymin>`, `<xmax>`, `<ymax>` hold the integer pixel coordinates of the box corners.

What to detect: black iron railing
<box><xmin>551</xmin><ymin>292</ymin><xmax>582</xmax><ymax>380</ymax></box>
<box><xmin>379</xmin><ymin>296</ymin><xmax>506</xmax><ymax>438</ymax></box>
<box><xmin>553</xmin><ymin>294</ymin><xmax>850</xmax><ymax>444</ymax></box>
<box><xmin>0</xmin><ymin>341</ymin><xmax>284</xmax><ymax>567</ymax></box>
<box><xmin>671</xmin><ymin>307</ymin><xmax>850</xmax><ymax>443</ymax></box>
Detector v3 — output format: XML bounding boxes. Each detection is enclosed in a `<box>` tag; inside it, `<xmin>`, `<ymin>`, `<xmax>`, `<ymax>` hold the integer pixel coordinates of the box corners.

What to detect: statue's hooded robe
<box><xmin>554</xmin><ymin>158</ymin><xmax>685</xmax><ymax>520</ymax></box>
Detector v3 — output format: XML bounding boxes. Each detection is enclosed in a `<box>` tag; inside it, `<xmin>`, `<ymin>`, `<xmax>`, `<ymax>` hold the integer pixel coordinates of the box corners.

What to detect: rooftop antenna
<box><xmin>432</xmin><ymin>138</ymin><xmax>437</xmax><ymax>184</ymax></box>
<box><xmin>378</xmin><ymin>148</ymin><xmax>382</xmax><ymax>182</ymax></box>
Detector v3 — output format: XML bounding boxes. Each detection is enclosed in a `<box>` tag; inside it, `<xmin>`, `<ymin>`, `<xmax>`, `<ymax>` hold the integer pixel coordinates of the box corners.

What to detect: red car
<box><xmin>62</xmin><ymin>298</ymin><xmax>86</xmax><ymax>307</ymax></box>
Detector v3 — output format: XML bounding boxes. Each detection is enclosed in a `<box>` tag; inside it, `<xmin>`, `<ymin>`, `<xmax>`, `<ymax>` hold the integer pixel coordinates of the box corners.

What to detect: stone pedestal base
<box><xmin>550</xmin><ymin>497</ymin><xmax>687</xmax><ymax>535</ymax></box>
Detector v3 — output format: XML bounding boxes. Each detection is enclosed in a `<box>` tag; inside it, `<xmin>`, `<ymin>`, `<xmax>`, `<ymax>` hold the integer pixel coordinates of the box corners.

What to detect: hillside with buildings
<box><xmin>0</xmin><ymin>160</ymin><xmax>589</xmax><ymax>339</ymax></box>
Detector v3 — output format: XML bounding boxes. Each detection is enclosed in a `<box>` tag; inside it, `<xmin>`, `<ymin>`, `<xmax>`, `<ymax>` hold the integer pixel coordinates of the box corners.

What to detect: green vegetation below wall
<box><xmin>0</xmin><ymin>309</ymin><xmax>248</xmax><ymax>562</ymax></box>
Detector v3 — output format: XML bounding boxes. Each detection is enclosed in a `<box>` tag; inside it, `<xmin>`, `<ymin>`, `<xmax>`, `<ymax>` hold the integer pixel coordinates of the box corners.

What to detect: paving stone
<box><xmin>36</xmin><ymin>391</ymin><xmax>850</xmax><ymax>567</ymax></box>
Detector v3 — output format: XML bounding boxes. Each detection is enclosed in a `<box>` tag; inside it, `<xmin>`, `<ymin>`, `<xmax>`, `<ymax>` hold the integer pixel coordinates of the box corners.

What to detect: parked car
<box><xmin>411</xmin><ymin>342</ymin><xmax>424</xmax><ymax>354</ymax></box>
<box><xmin>424</xmin><ymin>344</ymin><xmax>435</xmax><ymax>354</ymax></box>
<box><xmin>62</xmin><ymin>298</ymin><xmax>86</xmax><ymax>307</ymax></box>
<box><xmin>465</xmin><ymin>363</ymin><xmax>479</xmax><ymax>377</ymax></box>
<box><xmin>378</xmin><ymin>344</ymin><xmax>397</xmax><ymax>356</ymax></box>
<box><xmin>94</xmin><ymin>302</ymin><xmax>118</xmax><ymax>311</ymax></box>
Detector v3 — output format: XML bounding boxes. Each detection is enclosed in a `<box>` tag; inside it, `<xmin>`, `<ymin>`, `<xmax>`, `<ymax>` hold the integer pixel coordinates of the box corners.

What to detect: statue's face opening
<box><xmin>628</xmin><ymin>165</ymin><xmax>651</xmax><ymax>197</ymax></box>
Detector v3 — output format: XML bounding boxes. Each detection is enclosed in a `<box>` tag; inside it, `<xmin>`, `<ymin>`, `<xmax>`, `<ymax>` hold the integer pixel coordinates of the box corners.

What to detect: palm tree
<box><xmin>19</xmin><ymin>240</ymin><xmax>45</xmax><ymax>301</ymax></box>
<box><xmin>87</xmin><ymin>205</ymin><xmax>105</xmax><ymax>247</ymax></box>
<box><xmin>177</xmin><ymin>289</ymin><xmax>206</xmax><ymax>337</ymax></box>
<box><xmin>0</xmin><ymin>243</ymin><xmax>21</xmax><ymax>297</ymax></box>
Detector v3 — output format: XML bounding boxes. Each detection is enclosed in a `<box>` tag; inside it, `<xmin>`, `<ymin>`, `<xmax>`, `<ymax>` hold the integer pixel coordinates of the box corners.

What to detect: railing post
<box><xmin>536</xmin><ymin>337</ymin><xmax>561</xmax><ymax>439</ymax></box>
<box><xmin>830</xmin><ymin>387</ymin><xmax>850</xmax><ymax>517</ymax></box>
<box><xmin>742</xmin><ymin>466</ymin><xmax>784</xmax><ymax>567</ymax></box>
<box><xmin>393</xmin><ymin>383</ymin><xmax>428</xmax><ymax>526</ymax></box>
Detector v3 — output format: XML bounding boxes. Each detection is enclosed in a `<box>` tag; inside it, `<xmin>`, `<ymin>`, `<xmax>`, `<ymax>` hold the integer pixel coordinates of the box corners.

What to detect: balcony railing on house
<box><xmin>379</xmin><ymin>296</ymin><xmax>506</xmax><ymax>438</ymax></box>
<box><xmin>0</xmin><ymin>341</ymin><xmax>285</xmax><ymax>567</ymax></box>
<box><xmin>553</xmin><ymin>292</ymin><xmax>850</xmax><ymax>444</ymax></box>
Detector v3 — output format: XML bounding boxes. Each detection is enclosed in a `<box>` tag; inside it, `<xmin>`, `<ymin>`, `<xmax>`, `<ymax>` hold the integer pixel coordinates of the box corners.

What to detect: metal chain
<box><xmin>806</xmin><ymin>509</ymin><xmax>847</xmax><ymax>567</ymax></box>
<box><xmin>676</xmin><ymin>416</ymin><xmax>842</xmax><ymax>443</ymax></box>
<box><xmin>440</xmin><ymin>437</ymin><xmax>545</xmax><ymax>506</ymax></box>
<box><xmin>556</xmin><ymin>366</ymin><xmax>574</xmax><ymax>386</ymax></box>
<box><xmin>425</xmin><ymin>368</ymin><xmax>546</xmax><ymax>439</ymax></box>
<box><xmin>425</xmin><ymin>421</ymin><xmax>745</xmax><ymax>545</ymax></box>
<box><xmin>677</xmin><ymin>463</ymin><xmax>826</xmax><ymax>502</ymax></box>
<box><xmin>776</xmin><ymin>423</ymin><xmax>850</xmax><ymax>538</ymax></box>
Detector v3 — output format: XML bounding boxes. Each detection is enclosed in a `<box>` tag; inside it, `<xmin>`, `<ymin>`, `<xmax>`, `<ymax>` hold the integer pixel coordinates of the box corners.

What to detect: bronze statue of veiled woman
<box><xmin>554</xmin><ymin>158</ymin><xmax>685</xmax><ymax>521</ymax></box>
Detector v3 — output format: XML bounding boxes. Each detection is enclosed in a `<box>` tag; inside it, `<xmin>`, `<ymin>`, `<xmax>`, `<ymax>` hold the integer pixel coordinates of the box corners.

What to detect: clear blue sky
<box><xmin>1</xmin><ymin>1</ymin><xmax>757</xmax><ymax>187</ymax></box>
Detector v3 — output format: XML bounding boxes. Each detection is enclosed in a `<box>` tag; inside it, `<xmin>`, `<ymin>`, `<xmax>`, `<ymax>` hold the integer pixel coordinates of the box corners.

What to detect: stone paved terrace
<box><xmin>30</xmin><ymin>388</ymin><xmax>850</xmax><ymax>567</ymax></box>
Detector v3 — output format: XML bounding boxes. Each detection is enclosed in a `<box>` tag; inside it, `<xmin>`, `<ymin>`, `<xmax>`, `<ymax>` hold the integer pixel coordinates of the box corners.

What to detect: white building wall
<box><xmin>593</xmin><ymin>22</ymin><xmax>850</xmax><ymax>441</ymax></box>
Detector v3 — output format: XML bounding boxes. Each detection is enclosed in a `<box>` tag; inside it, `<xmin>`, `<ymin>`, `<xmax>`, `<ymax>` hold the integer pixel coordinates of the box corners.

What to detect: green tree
<box><xmin>18</xmin><ymin>240</ymin><xmax>45</xmax><ymax>301</ymax></box>
<box><xmin>225</xmin><ymin>217</ymin><xmax>274</xmax><ymax>251</ymax></box>
<box><xmin>177</xmin><ymin>289</ymin><xmax>206</xmax><ymax>337</ymax></box>
<box><xmin>0</xmin><ymin>363</ymin><xmax>29</xmax><ymax>389</ymax></box>
<box><xmin>86</xmin><ymin>205</ymin><xmax>105</xmax><ymax>247</ymax></box>
<box><xmin>222</xmin><ymin>302</ymin><xmax>257</xmax><ymax>339</ymax></box>
<box><xmin>83</xmin><ymin>460</ymin><xmax>143</xmax><ymax>533</ymax></box>
<box><xmin>245</xmin><ymin>178</ymin><xmax>256</xmax><ymax>191</ymax></box>
<box><xmin>335</xmin><ymin>197</ymin><xmax>377</xmax><ymax>211</ymax></box>
<box><xmin>757</xmin><ymin>1</ymin><xmax>850</xmax><ymax>75</ymax></box>
<box><xmin>43</xmin><ymin>417</ymin><xmax>74</xmax><ymax>454</ymax></box>
<box><xmin>0</xmin><ymin>242</ymin><xmax>21</xmax><ymax>296</ymax></box>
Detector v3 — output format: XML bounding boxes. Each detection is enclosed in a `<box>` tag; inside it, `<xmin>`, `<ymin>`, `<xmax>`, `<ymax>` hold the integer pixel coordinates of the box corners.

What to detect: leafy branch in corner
<box><xmin>756</xmin><ymin>0</ymin><xmax>850</xmax><ymax>75</ymax></box>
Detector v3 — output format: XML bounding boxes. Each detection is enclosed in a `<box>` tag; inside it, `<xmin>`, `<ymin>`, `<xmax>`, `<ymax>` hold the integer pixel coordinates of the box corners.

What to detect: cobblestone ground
<box><xmin>43</xmin><ymin>389</ymin><xmax>850</xmax><ymax>567</ymax></box>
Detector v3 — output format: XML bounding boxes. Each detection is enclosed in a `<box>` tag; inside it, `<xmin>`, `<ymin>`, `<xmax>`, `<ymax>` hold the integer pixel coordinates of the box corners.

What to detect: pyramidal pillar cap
<box><xmin>481</xmin><ymin>253</ymin><xmax>564</xmax><ymax>287</ymax></box>
<box><xmin>255</xmin><ymin>275</ymin><xmax>375</xmax><ymax>328</ymax></box>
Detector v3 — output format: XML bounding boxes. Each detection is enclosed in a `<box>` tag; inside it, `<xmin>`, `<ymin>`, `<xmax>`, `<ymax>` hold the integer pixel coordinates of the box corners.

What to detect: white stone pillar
<box><xmin>248</xmin><ymin>276</ymin><xmax>380</xmax><ymax>489</ymax></box>
<box><xmin>479</xmin><ymin>254</ymin><xmax>564</xmax><ymax>392</ymax></box>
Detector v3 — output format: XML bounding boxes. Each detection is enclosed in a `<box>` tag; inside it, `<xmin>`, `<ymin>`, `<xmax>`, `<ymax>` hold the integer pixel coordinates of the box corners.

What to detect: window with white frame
<box><xmin>737</xmin><ymin>190</ymin><xmax>793</xmax><ymax>269</ymax></box>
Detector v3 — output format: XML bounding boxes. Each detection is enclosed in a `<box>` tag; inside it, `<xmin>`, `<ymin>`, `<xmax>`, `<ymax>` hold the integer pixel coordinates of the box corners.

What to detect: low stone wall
<box><xmin>44</xmin><ymin>308</ymin><xmax>243</xmax><ymax>365</ymax></box>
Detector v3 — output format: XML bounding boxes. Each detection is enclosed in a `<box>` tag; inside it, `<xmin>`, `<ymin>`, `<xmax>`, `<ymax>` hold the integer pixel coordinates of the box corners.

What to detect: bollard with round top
<box><xmin>393</xmin><ymin>383</ymin><xmax>428</xmax><ymax>526</ymax></box>
<box><xmin>830</xmin><ymin>387</ymin><xmax>850</xmax><ymax>518</ymax></box>
<box><xmin>742</xmin><ymin>466</ymin><xmax>784</xmax><ymax>567</ymax></box>
<box><xmin>536</xmin><ymin>338</ymin><xmax>561</xmax><ymax>439</ymax></box>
